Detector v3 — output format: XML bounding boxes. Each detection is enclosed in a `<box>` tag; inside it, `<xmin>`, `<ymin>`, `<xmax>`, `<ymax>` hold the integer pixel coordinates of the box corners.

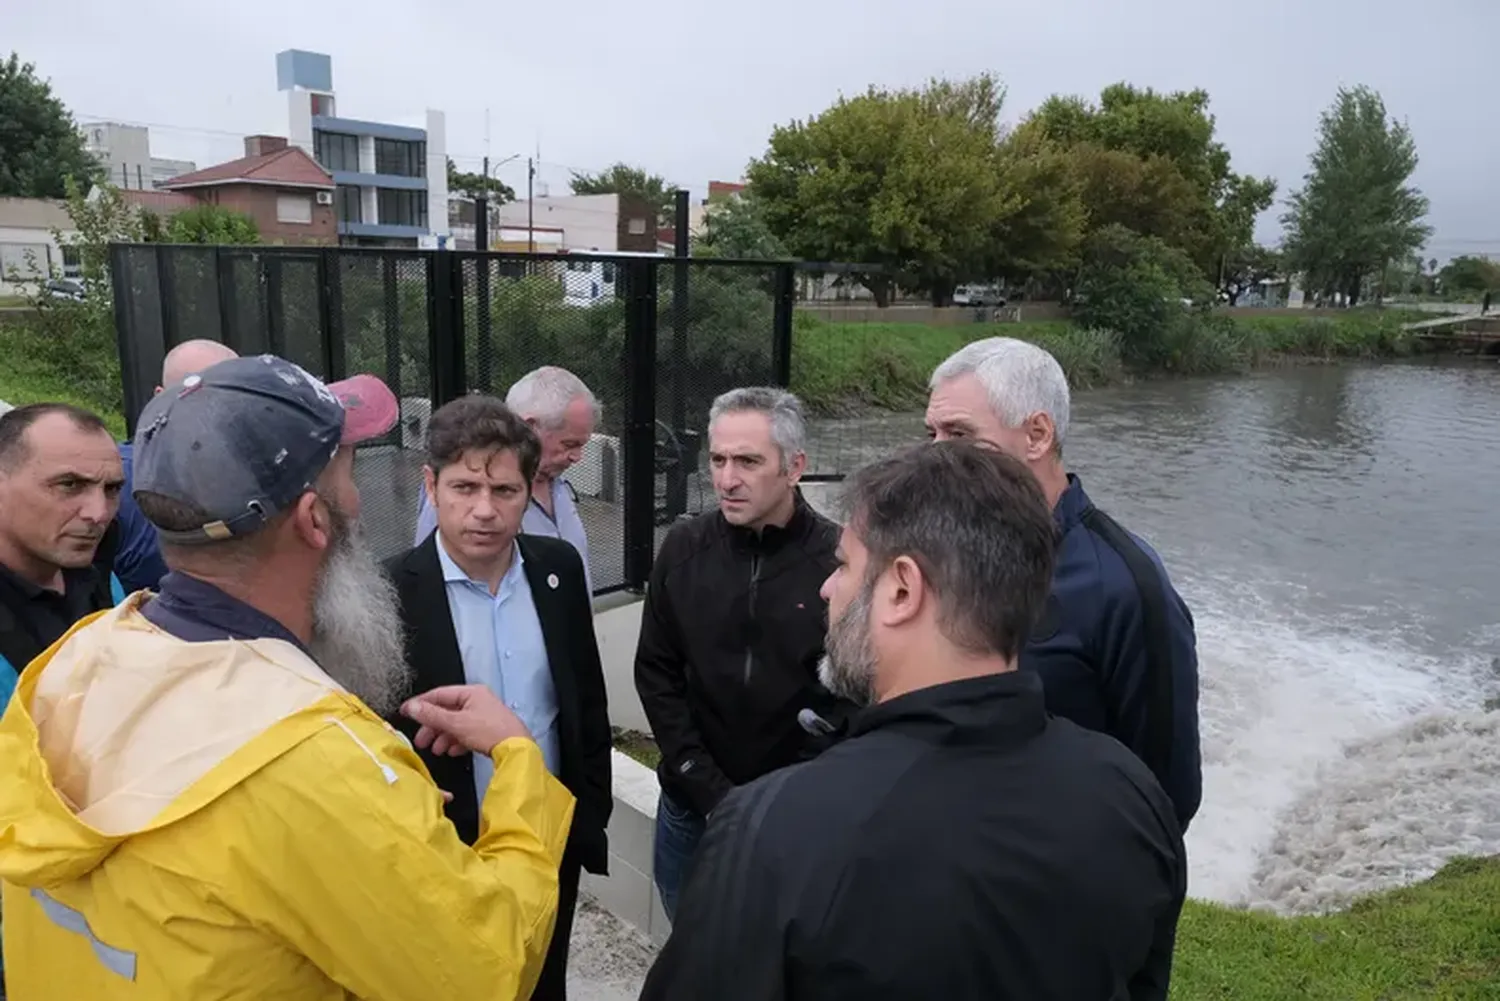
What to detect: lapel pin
<box><xmin>546</xmin><ymin>573</ymin><xmax>560</xmax><ymax>590</ymax></box>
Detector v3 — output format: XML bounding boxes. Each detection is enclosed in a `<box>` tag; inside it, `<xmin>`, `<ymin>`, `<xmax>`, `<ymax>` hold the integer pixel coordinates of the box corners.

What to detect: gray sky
<box><xmin>11</xmin><ymin>0</ymin><xmax>1499</xmax><ymax>260</ymax></box>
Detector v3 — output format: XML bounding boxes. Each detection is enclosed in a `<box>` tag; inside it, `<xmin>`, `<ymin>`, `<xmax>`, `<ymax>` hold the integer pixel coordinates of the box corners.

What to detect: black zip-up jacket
<box><xmin>640</xmin><ymin>671</ymin><xmax>1188</xmax><ymax>1001</ymax></box>
<box><xmin>633</xmin><ymin>490</ymin><xmax>850</xmax><ymax>817</ymax></box>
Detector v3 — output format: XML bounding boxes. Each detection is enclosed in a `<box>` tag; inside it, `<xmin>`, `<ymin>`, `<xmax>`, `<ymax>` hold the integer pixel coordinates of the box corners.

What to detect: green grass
<box><xmin>614</xmin><ymin>727</ymin><xmax>1497</xmax><ymax>996</ymax></box>
<box><xmin>0</xmin><ymin>318</ymin><xmax>126</xmax><ymax>438</ymax></box>
<box><xmin>1173</xmin><ymin>856</ymin><xmax>1500</xmax><ymax>999</ymax></box>
<box><xmin>789</xmin><ymin>309</ymin><xmax>1428</xmax><ymax>415</ymax></box>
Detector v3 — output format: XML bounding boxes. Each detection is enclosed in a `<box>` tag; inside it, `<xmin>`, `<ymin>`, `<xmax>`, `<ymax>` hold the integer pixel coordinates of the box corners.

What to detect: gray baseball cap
<box><xmin>132</xmin><ymin>354</ymin><xmax>398</xmax><ymax>544</ymax></box>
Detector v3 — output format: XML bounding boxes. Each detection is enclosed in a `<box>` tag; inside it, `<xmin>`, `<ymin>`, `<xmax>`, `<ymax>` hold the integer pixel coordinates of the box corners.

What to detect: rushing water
<box><xmin>804</xmin><ymin>358</ymin><xmax>1500</xmax><ymax>912</ymax></box>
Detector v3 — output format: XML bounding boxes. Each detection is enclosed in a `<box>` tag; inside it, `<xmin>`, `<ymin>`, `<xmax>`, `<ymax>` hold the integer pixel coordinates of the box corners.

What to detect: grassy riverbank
<box><xmin>610</xmin><ymin>732</ymin><xmax>1496</xmax><ymax>998</ymax></box>
<box><xmin>790</xmin><ymin>308</ymin><xmax>1427</xmax><ymax>415</ymax></box>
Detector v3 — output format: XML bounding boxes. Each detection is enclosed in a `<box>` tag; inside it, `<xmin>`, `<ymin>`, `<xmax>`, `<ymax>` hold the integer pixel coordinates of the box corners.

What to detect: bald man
<box><xmin>113</xmin><ymin>340</ymin><xmax>239</xmax><ymax>593</ymax></box>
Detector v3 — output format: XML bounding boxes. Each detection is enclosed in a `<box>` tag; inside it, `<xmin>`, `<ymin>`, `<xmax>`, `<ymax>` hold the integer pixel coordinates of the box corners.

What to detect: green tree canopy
<box><xmin>570</xmin><ymin>162</ymin><xmax>675</xmax><ymax>228</ymax></box>
<box><xmin>749</xmin><ymin>74</ymin><xmax>1069</xmax><ymax>305</ymax></box>
<box><xmin>1280</xmin><ymin>85</ymin><xmax>1431</xmax><ymax>306</ymax></box>
<box><xmin>1027</xmin><ymin>84</ymin><xmax>1276</xmax><ymax>285</ymax></box>
<box><xmin>447</xmin><ymin>157</ymin><xmax>516</xmax><ymax>202</ymax></box>
<box><xmin>1437</xmin><ymin>255</ymin><xmax>1500</xmax><ymax>297</ymax></box>
<box><xmin>0</xmin><ymin>53</ymin><xmax>103</xmax><ymax>198</ymax></box>
<box><xmin>694</xmin><ymin>189</ymin><xmax>789</xmax><ymax>259</ymax></box>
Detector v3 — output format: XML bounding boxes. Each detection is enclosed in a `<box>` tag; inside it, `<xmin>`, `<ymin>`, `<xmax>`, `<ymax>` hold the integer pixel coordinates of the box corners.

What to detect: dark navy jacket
<box><xmin>1023</xmin><ymin>475</ymin><xmax>1202</xmax><ymax>829</ymax></box>
<box><xmin>113</xmin><ymin>442</ymin><xmax>170</xmax><ymax>595</ymax></box>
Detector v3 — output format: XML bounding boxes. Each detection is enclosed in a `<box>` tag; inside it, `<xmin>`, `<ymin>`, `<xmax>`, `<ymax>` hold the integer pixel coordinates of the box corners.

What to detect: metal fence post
<box><xmin>265</xmin><ymin>255</ymin><xmax>285</xmax><ymax>356</ymax></box>
<box><xmin>666</xmin><ymin>189</ymin><xmax>692</xmax><ymax>520</ymax></box>
<box><xmin>772</xmin><ymin>263</ymin><xmax>795</xmax><ymax>388</ymax></box>
<box><xmin>155</xmin><ymin>244</ymin><xmax>179</xmax><ymax>350</ymax></box>
<box><xmin>382</xmin><ymin>255</ymin><xmax>403</xmax><ymax>399</ymax></box>
<box><xmin>622</xmin><ymin>257</ymin><xmax>659</xmax><ymax>590</ymax></box>
<box><xmin>110</xmin><ymin>244</ymin><xmax>150</xmax><ymax>438</ymax></box>
<box><xmin>318</xmin><ymin>248</ymin><xmax>346</xmax><ymax>381</ymax></box>
<box><xmin>427</xmin><ymin>250</ymin><xmax>466</xmax><ymax>407</ymax></box>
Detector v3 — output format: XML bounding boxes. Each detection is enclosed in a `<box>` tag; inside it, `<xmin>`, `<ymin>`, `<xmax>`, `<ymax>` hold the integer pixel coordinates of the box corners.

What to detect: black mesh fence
<box><xmin>108</xmin><ymin>244</ymin><xmax>823</xmax><ymax>595</ymax></box>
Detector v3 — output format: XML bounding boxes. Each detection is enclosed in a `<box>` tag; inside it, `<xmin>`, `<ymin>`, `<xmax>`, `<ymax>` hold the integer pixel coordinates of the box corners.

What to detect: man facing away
<box><xmin>0</xmin><ymin>404</ymin><xmax>126</xmax><ymax>707</ymax></box>
<box><xmin>633</xmin><ymin>387</ymin><xmax>851</xmax><ymax>921</ymax></box>
<box><xmin>927</xmin><ymin>337</ymin><xmax>1203</xmax><ymax>830</ymax></box>
<box><xmin>414</xmin><ymin>366</ymin><xmax>598</xmax><ymax>595</ymax></box>
<box><xmin>641</xmin><ymin>442</ymin><xmax>1187</xmax><ymax>1001</ymax></box>
<box><xmin>388</xmin><ymin>393</ymin><xmax>611</xmax><ymax>1001</ymax></box>
<box><xmin>112</xmin><ymin>338</ymin><xmax>240</xmax><ymax>595</ymax></box>
<box><xmin>0</xmin><ymin>355</ymin><xmax>575</xmax><ymax>1000</ymax></box>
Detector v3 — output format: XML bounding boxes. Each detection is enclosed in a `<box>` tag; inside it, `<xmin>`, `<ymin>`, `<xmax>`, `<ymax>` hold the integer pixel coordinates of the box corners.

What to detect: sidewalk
<box><xmin>567</xmin><ymin>894</ymin><xmax>656</xmax><ymax>999</ymax></box>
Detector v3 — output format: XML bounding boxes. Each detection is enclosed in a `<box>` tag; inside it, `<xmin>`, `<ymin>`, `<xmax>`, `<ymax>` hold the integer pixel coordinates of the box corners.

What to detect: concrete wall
<box><xmin>498</xmin><ymin>195</ymin><xmax>620</xmax><ymax>252</ymax></box>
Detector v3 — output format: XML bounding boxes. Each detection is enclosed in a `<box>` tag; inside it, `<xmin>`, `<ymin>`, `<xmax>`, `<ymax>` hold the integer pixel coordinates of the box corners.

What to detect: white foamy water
<box><xmin>1185</xmin><ymin>578</ymin><xmax>1496</xmax><ymax>908</ymax></box>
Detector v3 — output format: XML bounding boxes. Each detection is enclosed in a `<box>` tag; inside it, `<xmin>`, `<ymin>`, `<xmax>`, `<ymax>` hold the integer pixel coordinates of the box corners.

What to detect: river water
<box><xmin>805</xmin><ymin>358</ymin><xmax>1500</xmax><ymax>913</ymax></box>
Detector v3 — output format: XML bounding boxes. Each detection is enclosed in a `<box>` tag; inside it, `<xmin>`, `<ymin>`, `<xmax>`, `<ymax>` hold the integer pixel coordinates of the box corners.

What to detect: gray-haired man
<box><xmin>633</xmin><ymin>386</ymin><xmax>851</xmax><ymax>921</ymax></box>
<box><xmin>413</xmin><ymin>366</ymin><xmax>598</xmax><ymax>594</ymax></box>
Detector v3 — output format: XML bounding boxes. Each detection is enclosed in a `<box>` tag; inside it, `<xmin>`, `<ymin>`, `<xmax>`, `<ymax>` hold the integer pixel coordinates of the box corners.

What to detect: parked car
<box><xmin>953</xmin><ymin>284</ymin><xmax>1007</xmax><ymax>307</ymax></box>
<box><xmin>44</xmin><ymin>278</ymin><xmax>86</xmax><ymax>303</ymax></box>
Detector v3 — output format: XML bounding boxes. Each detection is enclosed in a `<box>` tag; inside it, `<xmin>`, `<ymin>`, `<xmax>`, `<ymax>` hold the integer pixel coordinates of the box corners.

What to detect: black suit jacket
<box><xmin>386</xmin><ymin>532</ymin><xmax>612</xmax><ymax>875</ymax></box>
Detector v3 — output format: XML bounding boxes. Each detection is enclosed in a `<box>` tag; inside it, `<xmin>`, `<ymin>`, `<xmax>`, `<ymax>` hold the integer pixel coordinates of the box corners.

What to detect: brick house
<box><xmin>150</xmin><ymin>136</ymin><xmax>337</xmax><ymax>245</ymax></box>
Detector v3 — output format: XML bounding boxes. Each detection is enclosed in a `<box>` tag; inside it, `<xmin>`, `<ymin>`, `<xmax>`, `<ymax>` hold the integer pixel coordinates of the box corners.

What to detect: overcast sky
<box><xmin>11</xmin><ymin>0</ymin><xmax>1498</xmax><ymax>260</ymax></box>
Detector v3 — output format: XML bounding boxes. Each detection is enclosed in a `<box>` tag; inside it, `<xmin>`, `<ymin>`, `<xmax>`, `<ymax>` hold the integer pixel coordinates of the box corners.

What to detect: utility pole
<box><xmin>527</xmin><ymin>157</ymin><xmax>536</xmax><ymax>256</ymax></box>
<box><xmin>475</xmin><ymin>154</ymin><xmax>493</xmax><ymax>389</ymax></box>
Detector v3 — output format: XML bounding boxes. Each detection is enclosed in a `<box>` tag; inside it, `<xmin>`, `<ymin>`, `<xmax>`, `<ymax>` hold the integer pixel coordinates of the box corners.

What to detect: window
<box><xmin>377</xmin><ymin>189</ymin><xmax>428</xmax><ymax>228</ymax></box>
<box><xmin>374</xmin><ymin>138</ymin><xmax>426</xmax><ymax>178</ymax></box>
<box><xmin>276</xmin><ymin>194</ymin><xmax>313</xmax><ymax>224</ymax></box>
<box><xmin>336</xmin><ymin>185</ymin><xmax>362</xmax><ymax>223</ymax></box>
<box><xmin>310</xmin><ymin>93</ymin><xmax>333</xmax><ymax>116</ymax></box>
<box><xmin>61</xmin><ymin>246</ymin><xmax>82</xmax><ymax>278</ymax></box>
<box><xmin>313</xmin><ymin>130</ymin><xmax>359</xmax><ymax>172</ymax></box>
<box><xmin>627</xmin><ymin>217</ymin><xmax>647</xmax><ymax>235</ymax></box>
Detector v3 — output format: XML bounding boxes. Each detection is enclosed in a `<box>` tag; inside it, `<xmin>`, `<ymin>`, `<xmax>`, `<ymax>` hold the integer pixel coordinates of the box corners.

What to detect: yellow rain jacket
<box><xmin>0</xmin><ymin>595</ymin><xmax>576</xmax><ymax>1000</ymax></box>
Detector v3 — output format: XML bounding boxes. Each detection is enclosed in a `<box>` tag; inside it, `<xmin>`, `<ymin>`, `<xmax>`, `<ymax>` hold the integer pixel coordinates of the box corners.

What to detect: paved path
<box><xmin>567</xmin><ymin>895</ymin><xmax>655</xmax><ymax>999</ymax></box>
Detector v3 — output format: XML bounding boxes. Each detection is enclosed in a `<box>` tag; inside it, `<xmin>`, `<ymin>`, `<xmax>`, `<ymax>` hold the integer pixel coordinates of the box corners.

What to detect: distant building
<box><xmin>149</xmin><ymin>136</ymin><xmax>337</xmax><ymax>245</ymax></box>
<box><xmin>277</xmin><ymin>49</ymin><xmax>449</xmax><ymax>249</ymax></box>
<box><xmin>0</xmin><ymin>198</ymin><xmax>78</xmax><ymax>296</ymax></box>
<box><xmin>80</xmin><ymin>122</ymin><xmax>198</xmax><ymax>191</ymax></box>
<box><xmin>490</xmin><ymin>193</ymin><xmax>656</xmax><ymax>253</ymax></box>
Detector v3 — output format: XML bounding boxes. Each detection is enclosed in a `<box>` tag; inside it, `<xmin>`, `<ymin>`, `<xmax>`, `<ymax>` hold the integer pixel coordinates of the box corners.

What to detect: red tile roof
<box><xmin>707</xmin><ymin>180</ymin><xmax>746</xmax><ymax>198</ymax></box>
<box><xmin>161</xmin><ymin>147</ymin><xmax>333</xmax><ymax>191</ymax></box>
<box><xmin>119</xmin><ymin>189</ymin><xmax>202</xmax><ymax>213</ymax></box>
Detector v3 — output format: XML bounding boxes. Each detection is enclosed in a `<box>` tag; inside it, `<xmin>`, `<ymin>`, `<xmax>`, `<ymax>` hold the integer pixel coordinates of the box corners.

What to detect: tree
<box><xmin>694</xmin><ymin>189</ymin><xmax>789</xmax><ymax>259</ymax></box>
<box><xmin>1027</xmin><ymin>84</ymin><xmax>1276</xmax><ymax>281</ymax></box>
<box><xmin>159</xmin><ymin>205</ymin><xmax>259</xmax><ymax>244</ymax></box>
<box><xmin>446</xmin><ymin>157</ymin><xmax>516</xmax><ymax>202</ymax></box>
<box><xmin>748</xmin><ymin>74</ymin><xmax>1029</xmax><ymax>306</ymax></box>
<box><xmin>570</xmin><ymin>162</ymin><xmax>675</xmax><ymax>228</ymax></box>
<box><xmin>1280</xmin><ymin>86</ymin><xmax>1431</xmax><ymax>307</ymax></box>
<box><xmin>1220</xmin><ymin>244</ymin><xmax>1282</xmax><ymax>306</ymax></box>
<box><xmin>0</xmin><ymin>53</ymin><xmax>103</xmax><ymax>198</ymax></box>
<box><xmin>985</xmin><ymin>123</ymin><xmax>1086</xmax><ymax>293</ymax></box>
<box><xmin>1437</xmin><ymin>255</ymin><xmax>1500</xmax><ymax>298</ymax></box>
<box><xmin>1072</xmin><ymin>224</ymin><xmax>1214</xmax><ymax>366</ymax></box>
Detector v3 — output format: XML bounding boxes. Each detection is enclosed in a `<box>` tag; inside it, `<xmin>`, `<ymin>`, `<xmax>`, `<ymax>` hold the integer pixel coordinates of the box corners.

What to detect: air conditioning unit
<box><xmin>315</xmin><ymin>190</ymin><xmax>334</xmax><ymax>205</ymax></box>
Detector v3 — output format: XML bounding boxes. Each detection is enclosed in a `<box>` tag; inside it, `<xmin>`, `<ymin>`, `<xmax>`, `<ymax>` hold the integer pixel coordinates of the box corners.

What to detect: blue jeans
<box><xmin>653</xmin><ymin>788</ymin><xmax>707</xmax><ymax>923</ymax></box>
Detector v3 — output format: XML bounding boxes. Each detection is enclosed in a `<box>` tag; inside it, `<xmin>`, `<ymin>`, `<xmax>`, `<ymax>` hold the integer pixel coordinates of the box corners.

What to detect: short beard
<box><xmin>309</xmin><ymin>507</ymin><xmax>411</xmax><ymax>717</ymax></box>
<box><xmin>817</xmin><ymin>579</ymin><xmax>878</xmax><ymax>707</ymax></box>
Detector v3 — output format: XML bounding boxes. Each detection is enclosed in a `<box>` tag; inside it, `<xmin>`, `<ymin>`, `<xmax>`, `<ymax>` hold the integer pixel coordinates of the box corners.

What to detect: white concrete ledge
<box><xmin>585</xmin><ymin>749</ymin><xmax>671</xmax><ymax>947</ymax></box>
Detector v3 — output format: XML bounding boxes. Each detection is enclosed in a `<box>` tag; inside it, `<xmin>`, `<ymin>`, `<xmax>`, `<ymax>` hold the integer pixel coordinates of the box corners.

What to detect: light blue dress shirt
<box><xmin>416</xmin><ymin>479</ymin><xmax>593</xmax><ymax>596</ymax></box>
<box><xmin>434</xmin><ymin>535</ymin><xmax>562</xmax><ymax>806</ymax></box>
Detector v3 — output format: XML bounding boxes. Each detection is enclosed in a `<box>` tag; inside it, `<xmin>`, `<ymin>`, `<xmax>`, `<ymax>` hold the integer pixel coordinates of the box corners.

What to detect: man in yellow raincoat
<box><xmin>0</xmin><ymin>354</ymin><xmax>575</xmax><ymax>1000</ymax></box>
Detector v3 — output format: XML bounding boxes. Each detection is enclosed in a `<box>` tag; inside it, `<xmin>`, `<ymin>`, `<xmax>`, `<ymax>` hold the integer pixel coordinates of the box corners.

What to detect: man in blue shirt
<box><xmin>114</xmin><ymin>339</ymin><xmax>239</xmax><ymax>594</ymax></box>
<box><xmin>388</xmin><ymin>393</ymin><xmax>611</xmax><ymax>1001</ymax></box>
<box><xmin>926</xmin><ymin>337</ymin><xmax>1202</xmax><ymax>831</ymax></box>
<box><xmin>413</xmin><ymin>367</ymin><xmax>597</xmax><ymax>595</ymax></box>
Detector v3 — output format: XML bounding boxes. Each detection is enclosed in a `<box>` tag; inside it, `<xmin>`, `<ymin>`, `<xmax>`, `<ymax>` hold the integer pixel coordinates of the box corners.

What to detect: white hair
<box><xmin>929</xmin><ymin>337</ymin><xmax>1071</xmax><ymax>448</ymax></box>
<box><xmin>708</xmin><ymin>386</ymin><xmax>807</xmax><ymax>472</ymax></box>
<box><xmin>505</xmin><ymin>366</ymin><xmax>601</xmax><ymax>429</ymax></box>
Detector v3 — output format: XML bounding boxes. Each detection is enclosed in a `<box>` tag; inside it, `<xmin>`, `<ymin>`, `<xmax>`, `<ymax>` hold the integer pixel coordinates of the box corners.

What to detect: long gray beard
<box><xmin>309</xmin><ymin>516</ymin><xmax>410</xmax><ymax>717</ymax></box>
<box><xmin>817</xmin><ymin>581</ymin><xmax>878</xmax><ymax>707</ymax></box>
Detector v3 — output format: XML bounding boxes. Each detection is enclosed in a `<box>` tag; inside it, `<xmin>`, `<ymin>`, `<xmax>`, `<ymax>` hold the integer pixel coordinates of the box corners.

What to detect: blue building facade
<box><xmin>278</xmin><ymin>49</ymin><xmax>448</xmax><ymax>248</ymax></box>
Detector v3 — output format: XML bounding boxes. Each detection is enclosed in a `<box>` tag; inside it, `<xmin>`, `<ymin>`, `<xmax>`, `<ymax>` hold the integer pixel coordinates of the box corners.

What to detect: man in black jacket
<box><xmin>386</xmin><ymin>395</ymin><xmax>610</xmax><ymax>1001</ymax></box>
<box><xmin>641</xmin><ymin>442</ymin><xmax>1187</xmax><ymax>1001</ymax></box>
<box><xmin>634</xmin><ymin>386</ymin><xmax>849</xmax><ymax>921</ymax></box>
